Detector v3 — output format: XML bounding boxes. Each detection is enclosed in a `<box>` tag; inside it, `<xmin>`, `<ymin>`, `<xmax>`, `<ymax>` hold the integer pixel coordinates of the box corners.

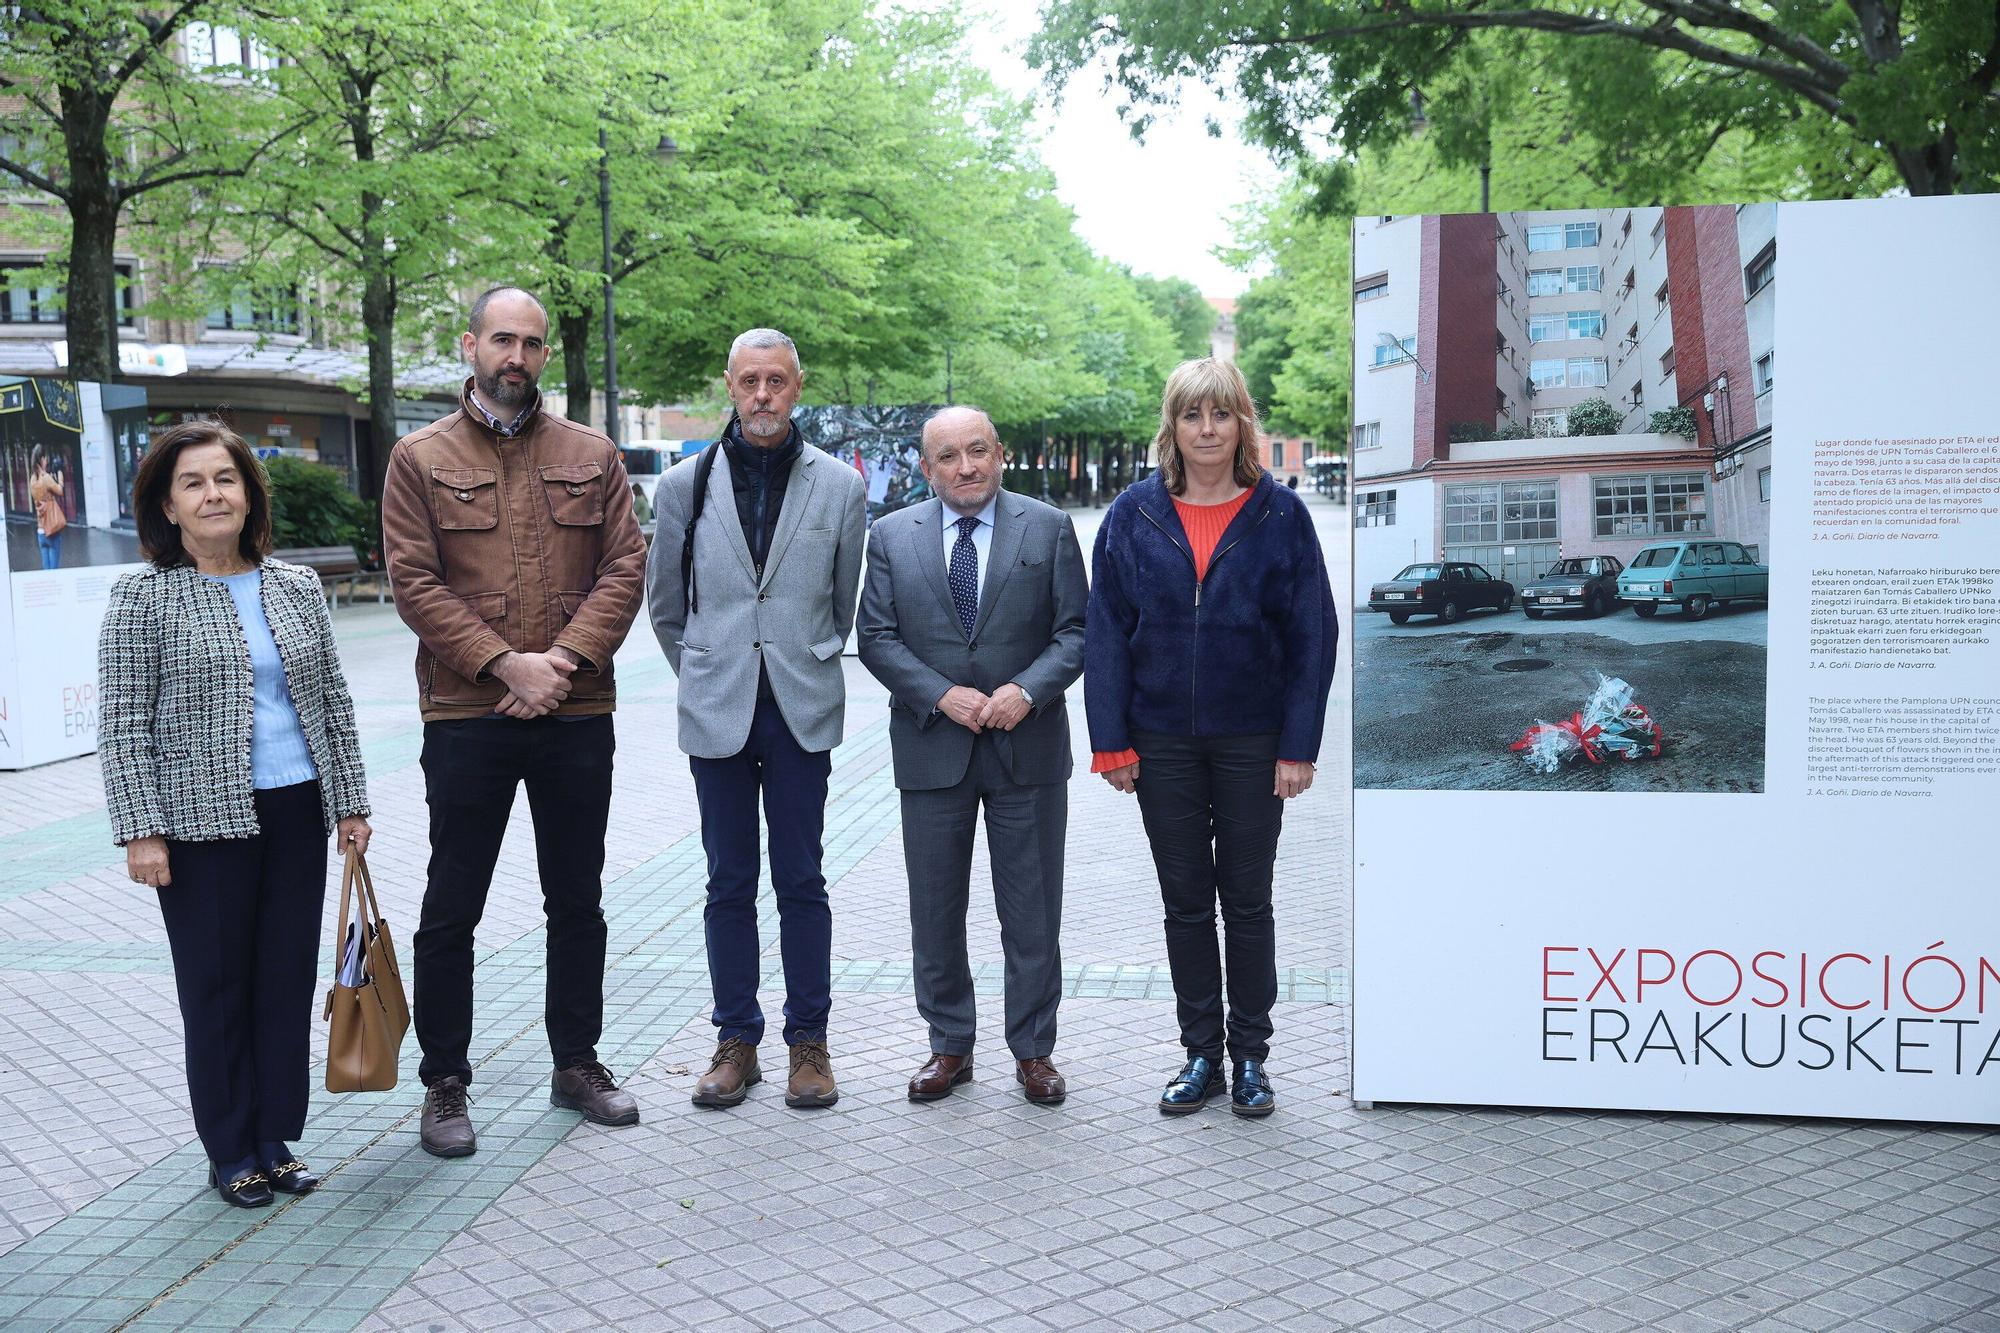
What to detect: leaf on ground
<box><xmin>661</xmin><ymin>1064</ymin><xmax>689</xmax><ymax>1076</ymax></box>
<box><xmin>679</xmin><ymin>1198</ymin><xmax>695</xmax><ymax>1209</ymax></box>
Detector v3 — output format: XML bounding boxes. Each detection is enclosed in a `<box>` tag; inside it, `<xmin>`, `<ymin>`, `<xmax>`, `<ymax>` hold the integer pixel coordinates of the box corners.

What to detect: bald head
<box><xmin>920</xmin><ymin>406</ymin><xmax>997</xmax><ymax>459</ymax></box>
<box><xmin>919</xmin><ymin>405</ymin><xmax>1005</xmax><ymax>516</ymax></box>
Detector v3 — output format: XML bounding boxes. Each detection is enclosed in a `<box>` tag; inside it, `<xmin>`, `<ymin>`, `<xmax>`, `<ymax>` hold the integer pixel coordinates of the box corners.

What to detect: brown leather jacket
<box><xmin>382</xmin><ymin>381</ymin><xmax>647</xmax><ymax>721</ymax></box>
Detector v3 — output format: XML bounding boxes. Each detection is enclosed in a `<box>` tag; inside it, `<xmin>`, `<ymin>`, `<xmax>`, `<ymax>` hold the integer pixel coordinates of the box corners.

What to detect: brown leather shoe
<box><xmin>552</xmin><ymin>1061</ymin><xmax>639</xmax><ymax>1126</ymax></box>
<box><xmin>907</xmin><ymin>1052</ymin><xmax>973</xmax><ymax>1101</ymax></box>
<box><xmin>691</xmin><ymin>1038</ymin><xmax>760</xmax><ymax>1108</ymax></box>
<box><xmin>1016</xmin><ymin>1057</ymin><xmax>1066</xmax><ymax>1105</ymax></box>
<box><xmin>785</xmin><ymin>1038</ymin><xmax>839</xmax><ymax>1108</ymax></box>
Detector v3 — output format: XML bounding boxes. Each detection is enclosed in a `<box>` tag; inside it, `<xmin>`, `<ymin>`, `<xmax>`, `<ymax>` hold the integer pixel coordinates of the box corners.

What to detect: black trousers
<box><xmin>413</xmin><ymin>715</ymin><xmax>614</xmax><ymax>1086</ymax></box>
<box><xmin>1131</xmin><ymin>730</ymin><xmax>1283</xmax><ymax>1064</ymax></box>
<box><xmin>159</xmin><ymin>781</ymin><xmax>327</xmax><ymax>1166</ymax></box>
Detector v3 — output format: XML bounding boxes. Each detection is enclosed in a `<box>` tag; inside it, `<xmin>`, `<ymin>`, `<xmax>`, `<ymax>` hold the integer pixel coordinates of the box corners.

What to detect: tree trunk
<box><xmin>559</xmin><ymin>307</ymin><xmax>593</xmax><ymax>424</ymax></box>
<box><xmin>361</xmin><ymin>265</ymin><xmax>398</xmax><ymax>501</ymax></box>
<box><xmin>59</xmin><ymin>87</ymin><xmax>119</xmax><ymax>383</ymax></box>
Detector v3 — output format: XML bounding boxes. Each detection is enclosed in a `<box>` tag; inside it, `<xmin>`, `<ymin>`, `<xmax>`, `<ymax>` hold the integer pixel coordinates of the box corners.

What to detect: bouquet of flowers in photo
<box><xmin>1510</xmin><ymin>674</ymin><xmax>1665</xmax><ymax>774</ymax></box>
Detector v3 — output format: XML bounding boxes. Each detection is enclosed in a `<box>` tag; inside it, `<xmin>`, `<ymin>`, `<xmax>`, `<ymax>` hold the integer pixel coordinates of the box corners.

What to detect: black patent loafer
<box><xmin>258</xmin><ymin>1145</ymin><xmax>319</xmax><ymax>1195</ymax></box>
<box><xmin>1158</xmin><ymin>1055</ymin><xmax>1227</xmax><ymax>1115</ymax></box>
<box><xmin>208</xmin><ymin>1161</ymin><xmax>273</xmax><ymax>1209</ymax></box>
<box><xmin>1231</xmin><ymin>1059</ymin><xmax>1276</xmax><ymax>1118</ymax></box>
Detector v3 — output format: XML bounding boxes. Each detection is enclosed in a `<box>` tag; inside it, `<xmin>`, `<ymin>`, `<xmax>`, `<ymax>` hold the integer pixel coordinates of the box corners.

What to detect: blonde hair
<box><xmin>1152</xmin><ymin>357</ymin><xmax>1264</xmax><ymax>495</ymax></box>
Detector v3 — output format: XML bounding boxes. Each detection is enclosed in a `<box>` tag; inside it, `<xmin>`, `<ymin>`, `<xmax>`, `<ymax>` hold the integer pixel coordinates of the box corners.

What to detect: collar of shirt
<box><xmin>468</xmin><ymin>387</ymin><xmax>538</xmax><ymax>438</ymax></box>
<box><xmin>942</xmin><ymin>494</ymin><xmax>998</xmax><ymax>534</ymax></box>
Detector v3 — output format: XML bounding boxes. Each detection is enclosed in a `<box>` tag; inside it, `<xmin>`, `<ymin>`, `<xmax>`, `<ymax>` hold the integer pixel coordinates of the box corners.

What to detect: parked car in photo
<box><xmin>1369</xmin><ymin>561</ymin><xmax>1516</xmax><ymax>625</ymax></box>
<box><xmin>1617</xmin><ymin>540</ymin><xmax>1769</xmax><ymax>619</ymax></box>
<box><xmin>1522</xmin><ymin>555</ymin><xmax>1625</xmax><ymax>619</ymax></box>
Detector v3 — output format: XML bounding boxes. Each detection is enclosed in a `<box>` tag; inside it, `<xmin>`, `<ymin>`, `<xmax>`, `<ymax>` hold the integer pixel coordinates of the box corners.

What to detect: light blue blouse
<box><xmin>210</xmin><ymin>570</ymin><xmax>319</xmax><ymax>790</ymax></box>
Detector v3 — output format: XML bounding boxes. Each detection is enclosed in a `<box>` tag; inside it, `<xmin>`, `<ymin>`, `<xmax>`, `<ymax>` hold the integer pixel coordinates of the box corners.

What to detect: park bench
<box><xmin>273</xmin><ymin>546</ymin><xmax>390</xmax><ymax>607</ymax></box>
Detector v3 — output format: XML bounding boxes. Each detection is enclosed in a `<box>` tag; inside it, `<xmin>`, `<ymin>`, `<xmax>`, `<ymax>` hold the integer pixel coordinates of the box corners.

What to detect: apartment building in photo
<box><xmin>1350</xmin><ymin>204</ymin><xmax>1775</xmax><ymax>602</ymax></box>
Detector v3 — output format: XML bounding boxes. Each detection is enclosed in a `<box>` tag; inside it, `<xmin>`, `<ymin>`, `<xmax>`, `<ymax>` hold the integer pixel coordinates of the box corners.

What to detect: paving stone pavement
<box><xmin>1</xmin><ymin>494</ymin><xmax>1996</xmax><ymax>1332</ymax></box>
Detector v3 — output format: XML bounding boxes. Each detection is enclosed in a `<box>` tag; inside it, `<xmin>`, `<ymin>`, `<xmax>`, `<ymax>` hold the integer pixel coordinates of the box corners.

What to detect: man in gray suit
<box><xmin>647</xmin><ymin>329</ymin><xmax>866</xmax><ymax>1110</ymax></box>
<box><xmin>857</xmin><ymin>406</ymin><xmax>1088</xmax><ymax>1105</ymax></box>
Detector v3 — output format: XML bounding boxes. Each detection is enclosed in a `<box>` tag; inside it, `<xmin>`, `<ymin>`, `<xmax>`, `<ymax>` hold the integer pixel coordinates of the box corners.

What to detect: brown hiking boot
<box><xmin>691</xmin><ymin>1038</ymin><xmax>760</xmax><ymax>1108</ymax></box>
<box><xmin>785</xmin><ymin>1038</ymin><xmax>839</xmax><ymax>1108</ymax></box>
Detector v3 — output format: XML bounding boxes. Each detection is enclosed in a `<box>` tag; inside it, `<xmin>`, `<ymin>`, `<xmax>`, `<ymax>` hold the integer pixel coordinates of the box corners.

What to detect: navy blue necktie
<box><xmin>948</xmin><ymin>514</ymin><xmax>980</xmax><ymax>637</ymax></box>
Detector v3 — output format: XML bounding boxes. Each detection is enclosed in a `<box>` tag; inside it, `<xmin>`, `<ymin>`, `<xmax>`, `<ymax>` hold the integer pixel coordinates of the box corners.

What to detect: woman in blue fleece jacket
<box><xmin>1085</xmin><ymin>357</ymin><xmax>1338</xmax><ymax>1118</ymax></box>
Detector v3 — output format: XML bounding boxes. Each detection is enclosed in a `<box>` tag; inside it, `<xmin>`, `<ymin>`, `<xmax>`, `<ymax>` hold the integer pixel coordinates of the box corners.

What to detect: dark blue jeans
<box><xmin>690</xmin><ymin>693</ymin><xmax>832</xmax><ymax>1047</ymax></box>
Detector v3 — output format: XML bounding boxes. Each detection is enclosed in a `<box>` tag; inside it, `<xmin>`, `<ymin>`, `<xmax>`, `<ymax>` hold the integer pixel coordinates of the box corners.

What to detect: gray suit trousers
<box><xmin>900</xmin><ymin>733</ymin><xmax>1065</xmax><ymax>1060</ymax></box>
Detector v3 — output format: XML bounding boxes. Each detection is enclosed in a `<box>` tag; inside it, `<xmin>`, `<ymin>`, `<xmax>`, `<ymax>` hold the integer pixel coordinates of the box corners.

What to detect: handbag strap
<box><xmin>344</xmin><ymin>841</ymin><xmax>386</xmax><ymax>926</ymax></box>
<box><xmin>333</xmin><ymin>842</ymin><xmax>361</xmax><ymax>958</ymax></box>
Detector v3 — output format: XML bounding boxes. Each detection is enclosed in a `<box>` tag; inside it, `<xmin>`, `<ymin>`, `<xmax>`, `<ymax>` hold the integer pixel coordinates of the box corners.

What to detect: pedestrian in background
<box><xmin>1084</xmin><ymin>357</ymin><xmax>1337</xmax><ymax>1119</ymax></box>
<box><xmin>97</xmin><ymin>420</ymin><xmax>373</xmax><ymax>1207</ymax></box>
<box><xmin>30</xmin><ymin>447</ymin><xmax>64</xmax><ymax>569</ymax></box>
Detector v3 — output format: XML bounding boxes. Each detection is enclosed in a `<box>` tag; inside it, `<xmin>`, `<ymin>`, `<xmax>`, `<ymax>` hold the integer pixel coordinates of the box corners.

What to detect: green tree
<box><xmin>229</xmin><ymin>0</ymin><xmax>569</xmax><ymax>491</ymax></box>
<box><xmin>1030</xmin><ymin>1</ymin><xmax>1995</xmax><ymax>197</ymax></box>
<box><xmin>0</xmin><ymin>1</ymin><xmax>305</xmax><ymax>380</ymax></box>
<box><xmin>1128</xmin><ymin>271</ymin><xmax>1215</xmax><ymax>360</ymax></box>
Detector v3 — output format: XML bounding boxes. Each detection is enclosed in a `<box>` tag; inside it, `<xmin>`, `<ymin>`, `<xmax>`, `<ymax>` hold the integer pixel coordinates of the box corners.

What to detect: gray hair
<box><xmin>920</xmin><ymin>405</ymin><xmax>998</xmax><ymax>458</ymax></box>
<box><xmin>727</xmin><ymin>328</ymin><xmax>801</xmax><ymax>376</ymax></box>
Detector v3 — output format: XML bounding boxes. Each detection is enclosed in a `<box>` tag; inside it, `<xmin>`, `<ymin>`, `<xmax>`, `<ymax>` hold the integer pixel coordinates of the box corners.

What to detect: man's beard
<box><xmin>477</xmin><ymin>366</ymin><xmax>536</xmax><ymax>409</ymax></box>
<box><xmin>742</xmin><ymin>409</ymin><xmax>790</xmax><ymax>443</ymax></box>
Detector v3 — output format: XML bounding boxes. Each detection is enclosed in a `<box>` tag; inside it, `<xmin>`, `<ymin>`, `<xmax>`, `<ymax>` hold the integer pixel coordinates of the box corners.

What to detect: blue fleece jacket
<box><xmin>1084</xmin><ymin>471</ymin><xmax>1338</xmax><ymax>763</ymax></box>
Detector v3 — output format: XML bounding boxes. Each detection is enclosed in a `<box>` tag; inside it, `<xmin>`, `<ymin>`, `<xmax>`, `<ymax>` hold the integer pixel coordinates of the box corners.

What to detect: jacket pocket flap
<box><xmin>538</xmin><ymin>462</ymin><xmax>604</xmax><ymax>484</ymax></box>
<box><xmin>432</xmin><ymin>467</ymin><xmax>498</xmax><ymax>490</ymax></box>
<box><xmin>809</xmin><ymin>634</ymin><xmax>845</xmax><ymax>661</ymax></box>
<box><xmin>557</xmin><ymin>590</ymin><xmax>587</xmax><ymax>616</ymax></box>
<box><xmin>469</xmin><ymin>591</ymin><xmax>507</xmax><ymax>620</ymax></box>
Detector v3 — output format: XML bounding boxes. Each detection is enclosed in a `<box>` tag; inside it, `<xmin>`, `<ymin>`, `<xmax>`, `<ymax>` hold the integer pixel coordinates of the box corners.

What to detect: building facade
<box><xmin>1351</xmin><ymin>205</ymin><xmax>1775</xmax><ymax>600</ymax></box>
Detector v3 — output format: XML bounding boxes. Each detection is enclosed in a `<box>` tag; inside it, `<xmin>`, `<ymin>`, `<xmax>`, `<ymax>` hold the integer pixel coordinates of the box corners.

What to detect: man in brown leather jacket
<box><xmin>382</xmin><ymin>286</ymin><xmax>647</xmax><ymax>1157</ymax></box>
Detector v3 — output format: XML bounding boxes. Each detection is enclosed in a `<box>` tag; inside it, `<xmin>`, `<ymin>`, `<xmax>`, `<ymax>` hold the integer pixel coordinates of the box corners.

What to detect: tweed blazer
<box><xmin>646</xmin><ymin>438</ymin><xmax>867</xmax><ymax>758</ymax></box>
<box><xmin>98</xmin><ymin>559</ymin><xmax>371</xmax><ymax>845</ymax></box>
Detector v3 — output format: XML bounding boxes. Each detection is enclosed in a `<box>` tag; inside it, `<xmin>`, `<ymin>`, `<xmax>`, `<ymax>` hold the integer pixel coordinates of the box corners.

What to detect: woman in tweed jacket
<box><xmin>98</xmin><ymin>420</ymin><xmax>371</xmax><ymax>1209</ymax></box>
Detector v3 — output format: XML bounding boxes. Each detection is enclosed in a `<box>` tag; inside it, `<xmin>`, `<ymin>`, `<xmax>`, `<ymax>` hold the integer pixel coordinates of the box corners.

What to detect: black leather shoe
<box><xmin>1158</xmin><ymin>1055</ymin><xmax>1226</xmax><ymax>1115</ymax></box>
<box><xmin>208</xmin><ymin>1159</ymin><xmax>273</xmax><ymax>1209</ymax></box>
<box><xmin>256</xmin><ymin>1142</ymin><xmax>319</xmax><ymax>1195</ymax></box>
<box><xmin>1231</xmin><ymin>1059</ymin><xmax>1276</xmax><ymax>1117</ymax></box>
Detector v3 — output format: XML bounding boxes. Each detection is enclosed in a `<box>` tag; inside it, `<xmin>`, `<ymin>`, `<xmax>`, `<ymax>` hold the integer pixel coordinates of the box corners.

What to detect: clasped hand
<box><xmin>493</xmin><ymin>649</ymin><xmax>577</xmax><ymax>718</ymax></box>
<box><xmin>937</xmin><ymin>682</ymin><xmax>1030</xmax><ymax>734</ymax></box>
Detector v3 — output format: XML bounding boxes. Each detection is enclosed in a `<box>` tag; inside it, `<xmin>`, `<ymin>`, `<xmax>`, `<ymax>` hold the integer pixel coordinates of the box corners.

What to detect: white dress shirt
<box><xmin>939</xmin><ymin>494</ymin><xmax>998</xmax><ymax>600</ymax></box>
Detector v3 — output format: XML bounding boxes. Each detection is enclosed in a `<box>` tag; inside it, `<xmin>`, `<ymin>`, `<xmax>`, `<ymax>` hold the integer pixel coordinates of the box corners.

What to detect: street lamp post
<box><xmin>598</xmin><ymin>124</ymin><xmax>619</xmax><ymax>446</ymax></box>
<box><xmin>597</xmin><ymin>126</ymin><xmax>678</xmax><ymax>448</ymax></box>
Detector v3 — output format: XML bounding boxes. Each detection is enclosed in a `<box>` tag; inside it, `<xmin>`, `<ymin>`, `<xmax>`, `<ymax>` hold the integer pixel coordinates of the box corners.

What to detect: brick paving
<box><xmin>0</xmin><ymin>494</ymin><xmax>1996</xmax><ymax>1331</ymax></box>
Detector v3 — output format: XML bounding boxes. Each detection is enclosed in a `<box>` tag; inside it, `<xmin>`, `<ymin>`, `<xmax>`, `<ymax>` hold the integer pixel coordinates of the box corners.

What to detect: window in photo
<box><xmin>1566</xmin><ymin>265</ymin><xmax>1602</xmax><ymax>293</ymax></box>
<box><xmin>1373</xmin><ymin>336</ymin><xmax>1416</xmax><ymax>367</ymax></box>
<box><xmin>1530</xmin><ymin>358</ymin><xmax>1566</xmax><ymax>389</ymax></box>
<box><xmin>1527</xmin><ymin>225</ymin><xmax>1563</xmax><ymax>252</ymax></box>
<box><xmin>1655</xmin><ymin>279</ymin><xmax>1671</xmax><ymax>314</ymax></box>
<box><xmin>1354</xmin><ymin>273</ymin><xmax>1389</xmax><ymax>302</ymax></box>
<box><xmin>1565</xmin><ymin>221</ymin><xmax>1600</xmax><ymax>248</ymax></box>
<box><xmin>1567</xmin><ymin>357</ymin><xmax>1608</xmax><ymax>388</ymax></box>
<box><xmin>1758</xmin><ymin>466</ymin><xmax>1772</xmax><ymax>503</ymax></box>
<box><xmin>1592</xmin><ymin>472</ymin><xmax>1708</xmax><ymax>537</ymax></box>
<box><xmin>1660</xmin><ymin>348</ymin><xmax>1677</xmax><ymax>380</ymax></box>
<box><xmin>1531</xmin><ymin>409</ymin><xmax>1567</xmax><ymax>438</ymax></box>
<box><xmin>1650</xmin><ymin>214</ymin><xmax>1666</xmax><ymax>250</ymax></box>
<box><xmin>1527</xmin><ymin>314</ymin><xmax>1564</xmax><ymax>343</ymax></box>
<box><xmin>1755</xmin><ymin>351</ymin><xmax>1774</xmax><ymax>394</ymax></box>
<box><xmin>1527</xmin><ymin>268</ymin><xmax>1564</xmax><ymax>297</ymax></box>
<box><xmin>1567</xmin><ymin>311</ymin><xmax>1605</xmax><ymax>340</ymax></box>
<box><xmin>1352</xmin><ymin>420</ymin><xmax>1381</xmax><ymax>451</ymax></box>
<box><xmin>1355</xmin><ymin>488</ymin><xmax>1397</xmax><ymax>528</ymax></box>
<box><xmin>1744</xmin><ymin>242</ymin><xmax>1775</xmax><ymax>297</ymax></box>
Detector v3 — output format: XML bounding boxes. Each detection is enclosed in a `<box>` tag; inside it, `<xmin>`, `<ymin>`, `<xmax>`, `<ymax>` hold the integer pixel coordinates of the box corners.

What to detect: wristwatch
<box><xmin>1015</xmin><ymin>684</ymin><xmax>1034</xmax><ymax>708</ymax></box>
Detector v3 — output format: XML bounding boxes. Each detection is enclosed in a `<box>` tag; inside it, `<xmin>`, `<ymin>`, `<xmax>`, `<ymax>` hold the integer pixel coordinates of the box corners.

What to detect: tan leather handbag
<box><xmin>323</xmin><ymin>844</ymin><xmax>410</xmax><ymax>1092</ymax></box>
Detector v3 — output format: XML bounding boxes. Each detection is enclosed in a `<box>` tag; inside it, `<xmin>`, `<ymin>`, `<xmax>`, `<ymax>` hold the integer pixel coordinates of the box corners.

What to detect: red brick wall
<box><xmin>1665</xmin><ymin>205</ymin><xmax>1753</xmax><ymax>448</ymax></box>
<box><xmin>1415</xmin><ymin>214</ymin><xmax>1499</xmax><ymax>465</ymax></box>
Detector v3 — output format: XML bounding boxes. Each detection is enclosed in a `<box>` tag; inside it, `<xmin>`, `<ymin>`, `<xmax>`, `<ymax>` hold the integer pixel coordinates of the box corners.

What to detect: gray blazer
<box><xmin>97</xmin><ymin>559</ymin><xmax>371</xmax><ymax>845</ymax></box>
<box><xmin>647</xmin><ymin>440</ymin><xmax>867</xmax><ymax>758</ymax></box>
<box><xmin>857</xmin><ymin>491</ymin><xmax>1087</xmax><ymax>791</ymax></box>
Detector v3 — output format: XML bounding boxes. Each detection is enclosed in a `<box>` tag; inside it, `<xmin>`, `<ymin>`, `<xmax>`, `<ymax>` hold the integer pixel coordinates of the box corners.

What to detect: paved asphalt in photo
<box><xmin>1352</xmin><ymin>599</ymin><xmax>1770</xmax><ymax>794</ymax></box>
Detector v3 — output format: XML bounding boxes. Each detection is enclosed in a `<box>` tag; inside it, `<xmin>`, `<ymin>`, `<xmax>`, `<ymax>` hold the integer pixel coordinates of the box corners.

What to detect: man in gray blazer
<box><xmin>856</xmin><ymin>406</ymin><xmax>1088</xmax><ymax>1105</ymax></box>
<box><xmin>646</xmin><ymin>329</ymin><xmax>866</xmax><ymax>1110</ymax></box>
